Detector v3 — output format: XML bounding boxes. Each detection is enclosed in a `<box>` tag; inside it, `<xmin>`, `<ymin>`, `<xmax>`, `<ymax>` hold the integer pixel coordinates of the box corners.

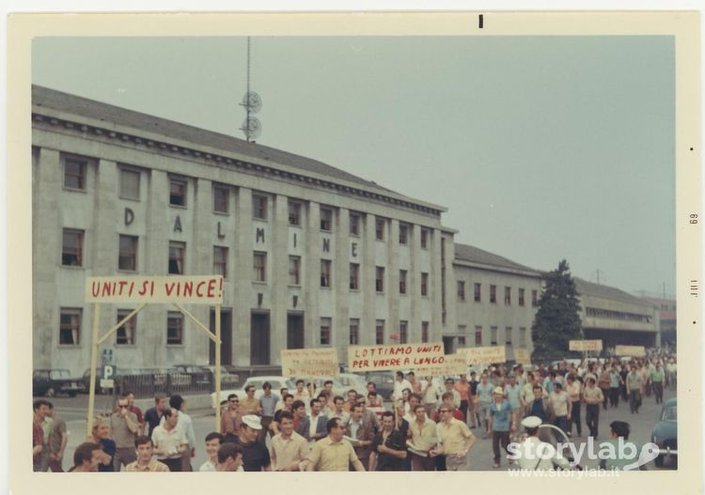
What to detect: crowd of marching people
<box><xmin>32</xmin><ymin>347</ymin><xmax>676</xmax><ymax>472</ymax></box>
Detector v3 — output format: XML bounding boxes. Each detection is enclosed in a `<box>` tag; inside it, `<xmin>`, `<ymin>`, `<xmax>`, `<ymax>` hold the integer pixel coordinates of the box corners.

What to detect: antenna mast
<box><xmin>240</xmin><ymin>36</ymin><xmax>263</xmax><ymax>142</ymax></box>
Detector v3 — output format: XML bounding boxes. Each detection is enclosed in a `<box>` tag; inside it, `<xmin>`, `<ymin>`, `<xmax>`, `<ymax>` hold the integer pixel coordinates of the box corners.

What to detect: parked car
<box><xmin>336</xmin><ymin>373</ymin><xmax>369</xmax><ymax>395</ymax></box>
<box><xmin>33</xmin><ymin>369</ymin><xmax>85</xmax><ymax>397</ymax></box>
<box><xmin>172</xmin><ymin>364</ymin><xmax>213</xmax><ymax>388</ymax></box>
<box><xmin>202</xmin><ymin>365</ymin><xmax>240</xmax><ymax>388</ymax></box>
<box><xmin>210</xmin><ymin>376</ymin><xmax>295</xmax><ymax>409</ymax></box>
<box><xmin>363</xmin><ymin>371</ymin><xmax>395</xmax><ymax>401</ymax></box>
<box><xmin>651</xmin><ymin>398</ymin><xmax>677</xmax><ymax>468</ymax></box>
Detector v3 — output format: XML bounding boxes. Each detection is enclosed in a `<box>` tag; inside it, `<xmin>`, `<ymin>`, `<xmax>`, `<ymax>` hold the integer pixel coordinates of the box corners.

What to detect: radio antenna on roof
<box><xmin>240</xmin><ymin>36</ymin><xmax>263</xmax><ymax>142</ymax></box>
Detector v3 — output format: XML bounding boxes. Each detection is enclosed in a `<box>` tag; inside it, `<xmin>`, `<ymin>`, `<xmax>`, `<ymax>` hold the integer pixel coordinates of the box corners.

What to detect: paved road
<box><xmin>40</xmin><ymin>386</ymin><xmax>676</xmax><ymax>471</ymax></box>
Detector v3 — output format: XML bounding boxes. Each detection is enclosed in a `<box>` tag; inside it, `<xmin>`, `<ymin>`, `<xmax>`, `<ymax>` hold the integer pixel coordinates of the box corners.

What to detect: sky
<box><xmin>32</xmin><ymin>35</ymin><xmax>676</xmax><ymax>296</ymax></box>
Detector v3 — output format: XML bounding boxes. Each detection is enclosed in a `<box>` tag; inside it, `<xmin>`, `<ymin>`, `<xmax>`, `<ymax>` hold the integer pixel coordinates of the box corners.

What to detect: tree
<box><xmin>531</xmin><ymin>259</ymin><xmax>583</xmax><ymax>362</ymax></box>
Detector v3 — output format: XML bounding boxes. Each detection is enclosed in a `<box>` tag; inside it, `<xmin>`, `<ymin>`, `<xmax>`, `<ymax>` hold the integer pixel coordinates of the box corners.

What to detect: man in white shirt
<box><xmin>549</xmin><ymin>382</ymin><xmax>571</xmax><ymax>435</ymax></box>
<box><xmin>151</xmin><ymin>408</ymin><xmax>187</xmax><ymax>472</ymax></box>
<box><xmin>198</xmin><ymin>432</ymin><xmax>224</xmax><ymax>471</ymax></box>
<box><xmin>514</xmin><ymin>416</ymin><xmax>571</xmax><ymax>471</ymax></box>
<box><xmin>166</xmin><ymin>395</ymin><xmax>196</xmax><ymax>471</ymax></box>
<box><xmin>393</xmin><ymin>371</ymin><xmax>412</xmax><ymax>402</ymax></box>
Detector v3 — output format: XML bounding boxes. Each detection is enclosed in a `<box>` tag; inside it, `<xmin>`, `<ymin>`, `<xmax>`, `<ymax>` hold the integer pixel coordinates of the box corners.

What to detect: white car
<box><xmin>210</xmin><ymin>376</ymin><xmax>295</xmax><ymax>409</ymax></box>
<box><xmin>337</xmin><ymin>373</ymin><xmax>369</xmax><ymax>395</ymax></box>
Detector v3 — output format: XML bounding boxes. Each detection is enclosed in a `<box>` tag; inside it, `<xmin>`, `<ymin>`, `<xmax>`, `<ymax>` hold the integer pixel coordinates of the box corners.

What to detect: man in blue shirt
<box><xmin>488</xmin><ymin>387</ymin><xmax>515</xmax><ymax>468</ymax></box>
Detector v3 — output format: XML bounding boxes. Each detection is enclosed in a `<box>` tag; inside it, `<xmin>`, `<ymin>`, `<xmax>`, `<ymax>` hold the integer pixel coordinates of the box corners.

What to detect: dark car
<box><xmin>33</xmin><ymin>369</ymin><xmax>85</xmax><ymax>397</ymax></box>
<box><xmin>363</xmin><ymin>371</ymin><xmax>395</xmax><ymax>401</ymax></box>
<box><xmin>651</xmin><ymin>398</ymin><xmax>677</xmax><ymax>468</ymax></box>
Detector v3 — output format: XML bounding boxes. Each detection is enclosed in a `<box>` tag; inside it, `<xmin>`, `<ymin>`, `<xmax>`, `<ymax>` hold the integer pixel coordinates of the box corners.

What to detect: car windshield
<box><xmin>49</xmin><ymin>370</ymin><xmax>70</xmax><ymax>379</ymax></box>
<box><xmin>661</xmin><ymin>405</ymin><xmax>677</xmax><ymax>421</ymax></box>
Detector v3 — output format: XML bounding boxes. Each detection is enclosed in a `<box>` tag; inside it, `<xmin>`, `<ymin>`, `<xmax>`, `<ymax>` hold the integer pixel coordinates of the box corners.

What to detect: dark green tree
<box><xmin>531</xmin><ymin>259</ymin><xmax>583</xmax><ymax>362</ymax></box>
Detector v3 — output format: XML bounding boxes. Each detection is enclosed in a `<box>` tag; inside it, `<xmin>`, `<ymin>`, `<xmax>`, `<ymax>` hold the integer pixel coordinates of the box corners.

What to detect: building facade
<box><xmin>31</xmin><ymin>86</ymin><xmax>662</xmax><ymax>376</ymax></box>
<box><xmin>32</xmin><ymin>85</ymin><xmax>456</xmax><ymax>375</ymax></box>
<box><xmin>452</xmin><ymin>244</ymin><xmax>543</xmax><ymax>360</ymax></box>
<box><xmin>575</xmin><ymin>279</ymin><xmax>659</xmax><ymax>349</ymax></box>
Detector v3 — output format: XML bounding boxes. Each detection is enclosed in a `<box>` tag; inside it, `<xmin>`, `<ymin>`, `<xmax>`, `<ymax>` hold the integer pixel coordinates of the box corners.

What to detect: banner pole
<box><xmin>215</xmin><ymin>303</ymin><xmax>222</xmax><ymax>432</ymax></box>
<box><xmin>86</xmin><ymin>303</ymin><xmax>101</xmax><ymax>438</ymax></box>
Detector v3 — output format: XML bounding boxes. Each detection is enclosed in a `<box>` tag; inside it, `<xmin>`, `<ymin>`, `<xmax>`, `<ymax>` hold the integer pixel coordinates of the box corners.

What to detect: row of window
<box><xmin>59</xmin><ymin>308</ymin><xmax>431</xmax><ymax>348</ymax></box>
<box><xmin>456</xmin><ymin>281</ymin><xmax>539</xmax><ymax>307</ymax></box>
<box><xmin>585</xmin><ymin>307</ymin><xmax>652</xmax><ymax>323</ymax></box>
<box><xmin>60</xmin><ymin>153</ymin><xmax>432</xmax><ymax>245</ymax></box>
<box><xmin>458</xmin><ymin>325</ymin><xmax>529</xmax><ymax>347</ymax></box>
<box><xmin>63</xmin><ymin>230</ymin><xmax>435</xmax><ymax>292</ymax></box>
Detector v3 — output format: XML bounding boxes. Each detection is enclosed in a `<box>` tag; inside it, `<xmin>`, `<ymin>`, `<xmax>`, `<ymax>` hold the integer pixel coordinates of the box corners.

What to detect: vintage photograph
<box><xmin>12</xmin><ymin>12</ymin><xmax>698</xmax><ymax>486</ymax></box>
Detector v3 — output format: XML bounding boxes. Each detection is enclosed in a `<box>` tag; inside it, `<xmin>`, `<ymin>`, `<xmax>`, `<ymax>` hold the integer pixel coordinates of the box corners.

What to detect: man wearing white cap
<box><xmin>488</xmin><ymin>386</ymin><xmax>515</xmax><ymax>468</ymax></box>
<box><xmin>234</xmin><ymin>415</ymin><xmax>272</xmax><ymax>471</ymax></box>
<box><xmin>514</xmin><ymin>416</ymin><xmax>571</xmax><ymax>471</ymax></box>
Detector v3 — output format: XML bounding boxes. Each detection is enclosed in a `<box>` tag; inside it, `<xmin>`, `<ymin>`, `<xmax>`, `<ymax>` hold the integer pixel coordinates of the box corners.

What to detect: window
<box><xmin>399</xmin><ymin>321</ymin><xmax>408</xmax><ymax>344</ymax></box>
<box><xmin>253</xmin><ymin>194</ymin><xmax>268</xmax><ymax>220</ymax></box>
<box><xmin>421</xmin><ymin>273</ymin><xmax>429</xmax><ymax>296</ymax></box>
<box><xmin>62</xmin><ymin>229</ymin><xmax>84</xmax><ymax>267</ymax></box>
<box><xmin>399</xmin><ymin>224</ymin><xmax>409</xmax><ymax>245</ymax></box>
<box><xmin>505</xmin><ymin>327</ymin><xmax>513</xmax><ymax>345</ymax></box>
<box><xmin>475</xmin><ymin>326</ymin><xmax>483</xmax><ymax>346</ymax></box>
<box><xmin>457</xmin><ymin>281</ymin><xmax>466</xmax><ymax>301</ymax></box>
<box><xmin>349</xmin><ymin>263</ymin><xmax>360</xmax><ymax>290</ymax></box>
<box><xmin>169</xmin><ymin>177</ymin><xmax>187</xmax><ymax>206</ymax></box>
<box><xmin>167</xmin><ymin>312</ymin><xmax>184</xmax><ymax>345</ymax></box>
<box><xmin>349</xmin><ymin>213</ymin><xmax>360</xmax><ymax>236</ymax></box>
<box><xmin>458</xmin><ymin>336</ymin><xmax>466</xmax><ymax>346</ymax></box>
<box><xmin>253</xmin><ymin>252</ymin><xmax>267</xmax><ymax>282</ymax></box>
<box><xmin>519</xmin><ymin>327</ymin><xmax>527</xmax><ymax>347</ymax></box>
<box><xmin>490</xmin><ymin>285</ymin><xmax>497</xmax><ymax>303</ymax></box>
<box><xmin>116</xmin><ymin>310</ymin><xmax>136</xmax><ymax>345</ymax></box>
<box><xmin>421</xmin><ymin>322</ymin><xmax>429</xmax><ymax>343</ymax></box>
<box><xmin>118</xmin><ymin>235</ymin><xmax>138</xmax><ymax>271</ymax></box>
<box><xmin>119</xmin><ymin>168</ymin><xmax>140</xmax><ymax>200</ymax></box>
<box><xmin>399</xmin><ymin>270</ymin><xmax>407</xmax><ymax>294</ymax></box>
<box><xmin>320</xmin><ymin>208</ymin><xmax>333</xmax><ymax>231</ymax></box>
<box><xmin>349</xmin><ymin>319</ymin><xmax>360</xmax><ymax>345</ymax></box>
<box><xmin>420</xmin><ymin>229</ymin><xmax>429</xmax><ymax>249</ymax></box>
<box><xmin>320</xmin><ymin>260</ymin><xmax>332</xmax><ymax>288</ymax></box>
<box><xmin>474</xmin><ymin>283</ymin><xmax>481</xmax><ymax>302</ymax></box>
<box><xmin>168</xmin><ymin>242</ymin><xmax>185</xmax><ymax>274</ymax></box>
<box><xmin>59</xmin><ymin>308</ymin><xmax>81</xmax><ymax>345</ymax></box>
<box><xmin>375</xmin><ymin>219</ymin><xmax>385</xmax><ymax>240</ymax></box>
<box><xmin>532</xmin><ymin>290</ymin><xmax>539</xmax><ymax>307</ymax></box>
<box><xmin>213</xmin><ymin>246</ymin><xmax>228</xmax><ymax>278</ymax></box>
<box><xmin>375</xmin><ymin>320</ymin><xmax>385</xmax><ymax>345</ymax></box>
<box><xmin>490</xmin><ymin>326</ymin><xmax>498</xmax><ymax>345</ymax></box>
<box><xmin>289</xmin><ymin>256</ymin><xmax>301</xmax><ymax>285</ymax></box>
<box><xmin>320</xmin><ymin>318</ymin><xmax>332</xmax><ymax>346</ymax></box>
<box><xmin>504</xmin><ymin>287</ymin><xmax>512</xmax><ymax>305</ymax></box>
<box><xmin>63</xmin><ymin>155</ymin><xmax>87</xmax><ymax>190</ymax></box>
<box><xmin>213</xmin><ymin>184</ymin><xmax>230</xmax><ymax>214</ymax></box>
<box><xmin>518</xmin><ymin>288</ymin><xmax>526</xmax><ymax>307</ymax></box>
<box><xmin>375</xmin><ymin>267</ymin><xmax>385</xmax><ymax>293</ymax></box>
<box><xmin>288</xmin><ymin>201</ymin><xmax>301</xmax><ymax>225</ymax></box>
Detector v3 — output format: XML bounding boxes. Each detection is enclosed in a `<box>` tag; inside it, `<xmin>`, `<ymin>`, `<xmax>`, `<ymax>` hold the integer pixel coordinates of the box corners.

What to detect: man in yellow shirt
<box><xmin>430</xmin><ymin>405</ymin><xmax>477</xmax><ymax>471</ymax></box>
<box><xmin>305</xmin><ymin>417</ymin><xmax>365</xmax><ymax>471</ymax></box>
<box><xmin>125</xmin><ymin>436</ymin><xmax>169</xmax><ymax>472</ymax></box>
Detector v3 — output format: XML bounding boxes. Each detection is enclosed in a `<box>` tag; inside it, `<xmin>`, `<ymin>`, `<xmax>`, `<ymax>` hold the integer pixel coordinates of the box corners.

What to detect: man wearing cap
<box><xmin>549</xmin><ymin>382</ymin><xmax>571</xmax><ymax>436</ymax></box>
<box><xmin>305</xmin><ymin>417</ymin><xmax>365</xmax><ymax>471</ymax></box>
<box><xmin>488</xmin><ymin>386</ymin><xmax>515</xmax><ymax>468</ymax></box>
<box><xmin>233</xmin><ymin>415</ymin><xmax>271</xmax><ymax>471</ymax></box>
<box><xmin>514</xmin><ymin>416</ymin><xmax>571</xmax><ymax>471</ymax></box>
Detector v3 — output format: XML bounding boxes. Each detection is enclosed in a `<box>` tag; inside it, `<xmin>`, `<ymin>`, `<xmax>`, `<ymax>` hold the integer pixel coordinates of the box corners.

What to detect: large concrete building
<box><xmin>31</xmin><ymin>85</ymin><xmax>660</xmax><ymax>375</ymax></box>
<box><xmin>32</xmin><ymin>85</ymin><xmax>457</xmax><ymax>375</ymax></box>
